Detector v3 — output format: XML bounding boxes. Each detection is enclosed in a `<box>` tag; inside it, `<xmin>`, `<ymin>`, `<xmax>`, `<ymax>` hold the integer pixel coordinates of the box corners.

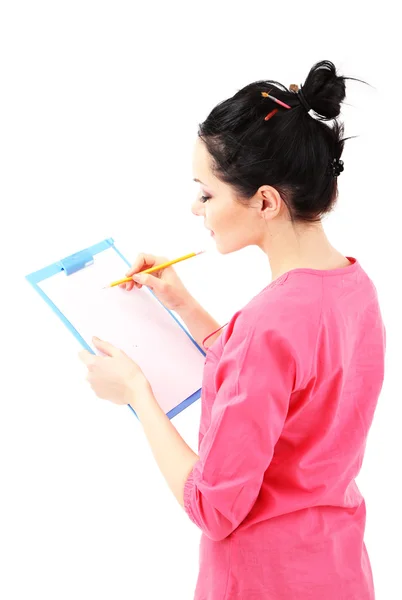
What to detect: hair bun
<box><xmin>301</xmin><ymin>60</ymin><xmax>346</xmax><ymax>121</ymax></box>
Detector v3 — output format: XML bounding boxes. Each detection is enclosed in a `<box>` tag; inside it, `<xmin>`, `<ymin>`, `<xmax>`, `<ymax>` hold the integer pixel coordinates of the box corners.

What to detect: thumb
<box><xmin>92</xmin><ymin>336</ymin><xmax>118</xmax><ymax>357</ymax></box>
<box><xmin>133</xmin><ymin>273</ymin><xmax>159</xmax><ymax>290</ymax></box>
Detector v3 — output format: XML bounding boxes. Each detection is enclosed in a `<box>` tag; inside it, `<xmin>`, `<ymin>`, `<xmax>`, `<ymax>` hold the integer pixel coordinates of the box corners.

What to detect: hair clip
<box><xmin>329</xmin><ymin>158</ymin><xmax>344</xmax><ymax>177</ymax></box>
<box><xmin>261</xmin><ymin>90</ymin><xmax>292</xmax><ymax>110</ymax></box>
<box><xmin>264</xmin><ymin>108</ymin><xmax>278</xmax><ymax>121</ymax></box>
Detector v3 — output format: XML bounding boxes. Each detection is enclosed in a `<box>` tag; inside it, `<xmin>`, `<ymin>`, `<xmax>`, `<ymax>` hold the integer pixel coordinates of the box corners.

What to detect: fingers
<box><xmin>92</xmin><ymin>336</ymin><xmax>119</xmax><ymax>357</ymax></box>
<box><xmin>126</xmin><ymin>253</ymin><xmax>156</xmax><ymax>278</ymax></box>
<box><xmin>123</xmin><ymin>253</ymin><xmax>153</xmax><ymax>291</ymax></box>
<box><xmin>79</xmin><ymin>349</ymin><xmax>96</xmax><ymax>366</ymax></box>
<box><xmin>121</xmin><ymin>280</ymin><xmax>136</xmax><ymax>291</ymax></box>
<box><xmin>132</xmin><ymin>273</ymin><xmax>152</xmax><ymax>289</ymax></box>
<box><xmin>119</xmin><ymin>280</ymin><xmax>135</xmax><ymax>291</ymax></box>
<box><xmin>133</xmin><ymin>273</ymin><xmax>167</xmax><ymax>293</ymax></box>
<box><xmin>123</xmin><ymin>253</ymin><xmax>160</xmax><ymax>291</ymax></box>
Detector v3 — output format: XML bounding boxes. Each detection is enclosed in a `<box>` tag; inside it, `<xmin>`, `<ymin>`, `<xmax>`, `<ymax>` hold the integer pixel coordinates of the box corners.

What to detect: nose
<box><xmin>191</xmin><ymin>198</ymin><xmax>204</xmax><ymax>217</ymax></box>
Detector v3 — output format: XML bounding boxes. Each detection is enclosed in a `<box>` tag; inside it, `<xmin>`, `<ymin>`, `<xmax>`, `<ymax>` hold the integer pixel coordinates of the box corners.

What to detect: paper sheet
<box><xmin>39</xmin><ymin>248</ymin><xmax>205</xmax><ymax>413</ymax></box>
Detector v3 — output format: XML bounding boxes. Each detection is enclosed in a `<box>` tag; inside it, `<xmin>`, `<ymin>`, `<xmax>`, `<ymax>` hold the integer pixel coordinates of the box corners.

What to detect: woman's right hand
<box><xmin>121</xmin><ymin>253</ymin><xmax>193</xmax><ymax>312</ymax></box>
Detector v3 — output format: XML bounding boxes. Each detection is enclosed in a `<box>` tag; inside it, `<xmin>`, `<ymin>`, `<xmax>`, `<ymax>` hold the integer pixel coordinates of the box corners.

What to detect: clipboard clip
<box><xmin>59</xmin><ymin>248</ymin><xmax>94</xmax><ymax>275</ymax></box>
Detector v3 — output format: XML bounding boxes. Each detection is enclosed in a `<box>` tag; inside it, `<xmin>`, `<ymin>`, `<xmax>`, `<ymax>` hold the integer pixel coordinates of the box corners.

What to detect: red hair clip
<box><xmin>264</xmin><ymin>108</ymin><xmax>278</xmax><ymax>121</ymax></box>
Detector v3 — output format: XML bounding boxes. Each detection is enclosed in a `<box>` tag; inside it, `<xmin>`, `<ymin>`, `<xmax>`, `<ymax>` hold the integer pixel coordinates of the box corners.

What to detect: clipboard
<box><xmin>25</xmin><ymin>238</ymin><xmax>206</xmax><ymax>419</ymax></box>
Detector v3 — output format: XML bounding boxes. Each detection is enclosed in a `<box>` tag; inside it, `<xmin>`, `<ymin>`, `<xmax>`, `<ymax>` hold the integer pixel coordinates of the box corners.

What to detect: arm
<box><xmin>129</xmin><ymin>313</ymin><xmax>295</xmax><ymax>540</ymax></box>
<box><xmin>132</xmin><ymin>386</ymin><xmax>199</xmax><ymax>507</ymax></box>
<box><xmin>175</xmin><ymin>295</ymin><xmax>223</xmax><ymax>349</ymax></box>
<box><xmin>182</xmin><ymin>318</ymin><xmax>296</xmax><ymax>541</ymax></box>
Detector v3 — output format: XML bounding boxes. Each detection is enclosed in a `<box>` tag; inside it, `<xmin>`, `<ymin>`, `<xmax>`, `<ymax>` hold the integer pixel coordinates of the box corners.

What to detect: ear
<box><xmin>257</xmin><ymin>185</ymin><xmax>282</xmax><ymax>220</ymax></box>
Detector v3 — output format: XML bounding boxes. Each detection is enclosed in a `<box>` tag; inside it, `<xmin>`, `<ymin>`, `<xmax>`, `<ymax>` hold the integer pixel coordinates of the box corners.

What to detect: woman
<box><xmin>79</xmin><ymin>60</ymin><xmax>386</xmax><ymax>599</ymax></box>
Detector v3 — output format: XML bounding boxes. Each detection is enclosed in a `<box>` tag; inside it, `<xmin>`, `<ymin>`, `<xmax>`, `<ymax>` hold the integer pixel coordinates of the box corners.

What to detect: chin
<box><xmin>215</xmin><ymin>239</ymin><xmax>248</xmax><ymax>255</ymax></box>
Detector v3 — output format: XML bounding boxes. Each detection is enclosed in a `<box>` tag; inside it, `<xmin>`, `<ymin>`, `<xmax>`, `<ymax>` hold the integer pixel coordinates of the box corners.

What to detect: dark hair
<box><xmin>198</xmin><ymin>60</ymin><xmax>364</xmax><ymax>223</ymax></box>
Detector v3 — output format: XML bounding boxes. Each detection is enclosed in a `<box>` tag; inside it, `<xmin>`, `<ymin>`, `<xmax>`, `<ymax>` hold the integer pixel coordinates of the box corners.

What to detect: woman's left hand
<box><xmin>79</xmin><ymin>337</ymin><xmax>151</xmax><ymax>407</ymax></box>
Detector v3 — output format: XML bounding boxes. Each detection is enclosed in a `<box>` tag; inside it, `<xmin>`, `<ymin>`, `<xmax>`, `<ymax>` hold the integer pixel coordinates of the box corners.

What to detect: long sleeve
<box><xmin>183</xmin><ymin>315</ymin><xmax>296</xmax><ymax>541</ymax></box>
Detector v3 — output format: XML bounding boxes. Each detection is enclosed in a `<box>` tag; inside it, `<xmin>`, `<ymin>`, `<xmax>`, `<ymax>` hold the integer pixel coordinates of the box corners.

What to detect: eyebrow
<box><xmin>193</xmin><ymin>178</ymin><xmax>205</xmax><ymax>185</ymax></box>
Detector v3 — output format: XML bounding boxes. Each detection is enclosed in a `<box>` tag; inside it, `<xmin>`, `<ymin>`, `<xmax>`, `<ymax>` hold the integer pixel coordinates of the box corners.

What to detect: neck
<box><xmin>259</xmin><ymin>219</ymin><xmax>349</xmax><ymax>281</ymax></box>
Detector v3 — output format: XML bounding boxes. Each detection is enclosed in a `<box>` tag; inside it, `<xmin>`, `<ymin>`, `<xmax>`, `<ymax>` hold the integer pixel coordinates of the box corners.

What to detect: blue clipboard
<box><xmin>25</xmin><ymin>237</ymin><xmax>206</xmax><ymax>420</ymax></box>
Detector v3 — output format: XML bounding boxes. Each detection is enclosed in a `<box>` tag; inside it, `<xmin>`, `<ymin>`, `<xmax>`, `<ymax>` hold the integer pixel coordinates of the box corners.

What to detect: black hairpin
<box><xmin>329</xmin><ymin>158</ymin><xmax>344</xmax><ymax>178</ymax></box>
<box><xmin>297</xmin><ymin>86</ymin><xmax>311</xmax><ymax>113</ymax></box>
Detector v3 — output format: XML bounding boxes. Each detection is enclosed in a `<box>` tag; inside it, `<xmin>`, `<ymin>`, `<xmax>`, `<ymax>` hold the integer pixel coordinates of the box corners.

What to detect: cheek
<box><xmin>204</xmin><ymin>203</ymin><xmax>215</xmax><ymax>223</ymax></box>
<box><xmin>224</xmin><ymin>209</ymin><xmax>247</xmax><ymax>232</ymax></box>
<box><xmin>210</xmin><ymin>203</ymin><xmax>227</xmax><ymax>223</ymax></box>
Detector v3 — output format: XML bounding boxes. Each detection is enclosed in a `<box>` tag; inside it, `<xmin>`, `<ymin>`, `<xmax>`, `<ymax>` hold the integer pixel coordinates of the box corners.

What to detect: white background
<box><xmin>1</xmin><ymin>2</ymin><xmax>401</xmax><ymax>599</ymax></box>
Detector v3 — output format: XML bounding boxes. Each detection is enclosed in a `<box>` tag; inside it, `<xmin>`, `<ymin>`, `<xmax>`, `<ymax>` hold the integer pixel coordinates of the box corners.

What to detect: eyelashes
<box><xmin>200</xmin><ymin>195</ymin><xmax>211</xmax><ymax>203</ymax></box>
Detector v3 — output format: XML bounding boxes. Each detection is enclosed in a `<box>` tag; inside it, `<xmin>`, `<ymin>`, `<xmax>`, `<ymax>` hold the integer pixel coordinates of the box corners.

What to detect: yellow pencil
<box><xmin>104</xmin><ymin>250</ymin><xmax>206</xmax><ymax>288</ymax></box>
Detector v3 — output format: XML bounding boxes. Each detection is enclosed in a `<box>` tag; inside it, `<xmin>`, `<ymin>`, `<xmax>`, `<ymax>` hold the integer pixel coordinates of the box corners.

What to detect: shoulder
<box><xmin>219</xmin><ymin>273</ymin><xmax>324</xmax><ymax>388</ymax></box>
<box><xmin>229</xmin><ymin>271</ymin><xmax>323</xmax><ymax>340</ymax></box>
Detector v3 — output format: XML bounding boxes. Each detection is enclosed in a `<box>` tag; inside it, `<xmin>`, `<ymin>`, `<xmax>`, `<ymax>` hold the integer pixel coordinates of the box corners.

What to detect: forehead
<box><xmin>192</xmin><ymin>137</ymin><xmax>212</xmax><ymax>172</ymax></box>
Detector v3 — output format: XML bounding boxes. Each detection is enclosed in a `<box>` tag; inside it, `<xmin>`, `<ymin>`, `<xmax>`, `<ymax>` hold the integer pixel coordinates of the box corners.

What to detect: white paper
<box><xmin>39</xmin><ymin>248</ymin><xmax>205</xmax><ymax>414</ymax></box>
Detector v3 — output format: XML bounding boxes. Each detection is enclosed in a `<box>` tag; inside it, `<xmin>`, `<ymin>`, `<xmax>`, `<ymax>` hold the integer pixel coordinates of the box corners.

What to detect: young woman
<box><xmin>80</xmin><ymin>60</ymin><xmax>386</xmax><ymax>599</ymax></box>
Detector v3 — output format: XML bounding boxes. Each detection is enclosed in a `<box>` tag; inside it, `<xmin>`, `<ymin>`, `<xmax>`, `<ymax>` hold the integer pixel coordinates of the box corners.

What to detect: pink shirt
<box><xmin>183</xmin><ymin>257</ymin><xmax>386</xmax><ymax>599</ymax></box>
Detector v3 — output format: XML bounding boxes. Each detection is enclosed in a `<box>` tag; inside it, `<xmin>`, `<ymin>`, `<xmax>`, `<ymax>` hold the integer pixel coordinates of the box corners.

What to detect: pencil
<box><xmin>104</xmin><ymin>250</ymin><xmax>206</xmax><ymax>288</ymax></box>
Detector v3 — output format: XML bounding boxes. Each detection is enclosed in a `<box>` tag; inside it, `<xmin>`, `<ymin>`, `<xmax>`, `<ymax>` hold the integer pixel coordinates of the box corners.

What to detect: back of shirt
<box><xmin>250</xmin><ymin>257</ymin><xmax>386</xmax><ymax>522</ymax></box>
<box><xmin>184</xmin><ymin>257</ymin><xmax>386</xmax><ymax>599</ymax></box>
<box><xmin>239</xmin><ymin>258</ymin><xmax>386</xmax><ymax>598</ymax></box>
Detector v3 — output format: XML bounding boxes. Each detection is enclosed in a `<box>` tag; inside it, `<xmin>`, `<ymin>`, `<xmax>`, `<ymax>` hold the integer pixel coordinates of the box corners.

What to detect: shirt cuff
<box><xmin>183</xmin><ymin>465</ymin><xmax>198</xmax><ymax>526</ymax></box>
